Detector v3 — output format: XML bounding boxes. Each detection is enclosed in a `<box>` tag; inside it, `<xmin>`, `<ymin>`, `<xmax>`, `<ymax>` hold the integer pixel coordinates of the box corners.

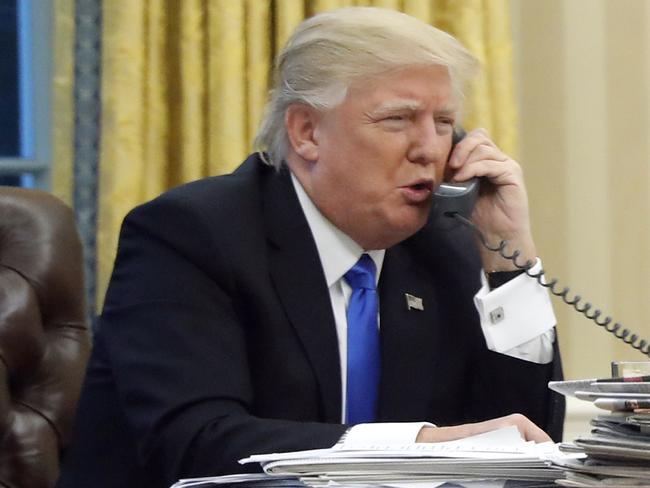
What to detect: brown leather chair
<box><xmin>0</xmin><ymin>187</ymin><xmax>90</xmax><ymax>488</ymax></box>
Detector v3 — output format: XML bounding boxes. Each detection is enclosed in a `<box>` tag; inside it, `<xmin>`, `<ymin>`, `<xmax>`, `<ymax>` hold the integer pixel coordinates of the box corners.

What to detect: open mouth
<box><xmin>408</xmin><ymin>181</ymin><xmax>433</xmax><ymax>192</ymax></box>
<box><xmin>400</xmin><ymin>180</ymin><xmax>435</xmax><ymax>203</ymax></box>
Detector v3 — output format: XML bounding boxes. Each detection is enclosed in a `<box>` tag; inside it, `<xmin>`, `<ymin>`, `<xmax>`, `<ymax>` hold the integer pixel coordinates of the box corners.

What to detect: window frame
<box><xmin>0</xmin><ymin>0</ymin><xmax>53</xmax><ymax>189</ymax></box>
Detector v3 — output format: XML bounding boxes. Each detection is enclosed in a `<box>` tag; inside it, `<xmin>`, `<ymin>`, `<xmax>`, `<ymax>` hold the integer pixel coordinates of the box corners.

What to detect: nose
<box><xmin>406</xmin><ymin>121</ymin><xmax>450</xmax><ymax>166</ymax></box>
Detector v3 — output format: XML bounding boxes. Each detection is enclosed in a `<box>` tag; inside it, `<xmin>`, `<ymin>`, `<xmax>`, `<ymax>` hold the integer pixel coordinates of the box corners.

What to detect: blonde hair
<box><xmin>254</xmin><ymin>7</ymin><xmax>479</xmax><ymax>168</ymax></box>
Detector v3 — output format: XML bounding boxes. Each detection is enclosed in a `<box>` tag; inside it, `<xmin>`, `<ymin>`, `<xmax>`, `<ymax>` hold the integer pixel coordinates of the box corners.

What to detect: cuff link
<box><xmin>489</xmin><ymin>306</ymin><xmax>505</xmax><ymax>324</ymax></box>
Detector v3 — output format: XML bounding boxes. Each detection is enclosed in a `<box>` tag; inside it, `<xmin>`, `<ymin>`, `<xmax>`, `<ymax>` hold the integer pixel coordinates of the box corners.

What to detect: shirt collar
<box><xmin>291</xmin><ymin>173</ymin><xmax>385</xmax><ymax>287</ymax></box>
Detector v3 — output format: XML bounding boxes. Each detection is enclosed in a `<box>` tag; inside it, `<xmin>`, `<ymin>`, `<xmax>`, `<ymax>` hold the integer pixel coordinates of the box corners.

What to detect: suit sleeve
<box><xmin>98</xmin><ymin>194</ymin><xmax>346</xmax><ymax>485</ymax></box>
<box><xmin>469</xmin><ymin>339</ymin><xmax>565</xmax><ymax>441</ymax></box>
<box><xmin>470</xmin><ymin>267</ymin><xmax>565</xmax><ymax>441</ymax></box>
<box><xmin>406</xmin><ymin>222</ymin><xmax>565</xmax><ymax>441</ymax></box>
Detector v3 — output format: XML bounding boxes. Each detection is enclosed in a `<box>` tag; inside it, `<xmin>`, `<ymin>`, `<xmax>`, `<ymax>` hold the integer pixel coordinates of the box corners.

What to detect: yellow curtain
<box><xmin>95</xmin><ymin>0</ymin><xmax>518</xmax><ymax>307</ymax></box>
<box><xmin>51</xmin><ymin>0</ymin><xmax>75</xmax><ymax>205</ymax></box>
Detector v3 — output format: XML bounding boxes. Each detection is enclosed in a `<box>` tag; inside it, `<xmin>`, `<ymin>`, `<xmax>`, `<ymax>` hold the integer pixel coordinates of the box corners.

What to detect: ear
<box><xmin>285</xmin><ymin>104</ymin><xmax>320</xmax><ymax>162</ymax></box>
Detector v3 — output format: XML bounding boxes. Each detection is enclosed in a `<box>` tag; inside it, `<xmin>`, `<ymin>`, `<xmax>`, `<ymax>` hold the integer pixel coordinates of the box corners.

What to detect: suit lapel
<box><xmin>262</xmin><ymin>167</ymin><xmax>342</xmax><ymax>423</ymax></box>
<box><xmin>377</xmin><ymin>242</ymin><xmax>442</xmax><ymax>421</ymax></box>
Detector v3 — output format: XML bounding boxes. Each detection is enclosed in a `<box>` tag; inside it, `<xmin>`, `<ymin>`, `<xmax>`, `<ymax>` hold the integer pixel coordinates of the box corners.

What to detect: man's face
<box><xmin>290</xmin><ymin>65</ymin><xmax>456</xmax><ymax>250</ymax></box>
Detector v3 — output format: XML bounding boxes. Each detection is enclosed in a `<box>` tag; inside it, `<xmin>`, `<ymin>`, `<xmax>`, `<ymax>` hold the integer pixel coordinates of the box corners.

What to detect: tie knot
<box><xmin>344</xmin><ymin>254</ymin><xmax>376</xmax><ymax>291</ymax></box>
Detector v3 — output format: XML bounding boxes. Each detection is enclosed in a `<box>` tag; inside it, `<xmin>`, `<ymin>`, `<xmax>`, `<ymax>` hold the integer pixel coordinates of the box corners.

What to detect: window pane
<box><xmin>0</xmin><ymin>0</ymin><xmax>19</xmax><ymax>157</ymax></box>
<box><xmin>0</xmin><ymin>174</ymin><xmax>21</xmax><ymax>186</ymax></box>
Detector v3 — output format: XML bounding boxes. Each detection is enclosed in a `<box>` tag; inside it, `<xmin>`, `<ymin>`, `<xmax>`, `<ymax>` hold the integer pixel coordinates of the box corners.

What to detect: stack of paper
<box><xmin>170</xmin><ymin>473</ymin><xmax>303</xmax><ymax>487</ymax></box>
<box><xmin>237</xmin><ymin>426</ymin><xmax>569</xmax><ymax>487</ymax></box>
<box><xmin>549</xmin><ymin>377</ymin><xmax>650</xmax><ymax>487</ymax></box>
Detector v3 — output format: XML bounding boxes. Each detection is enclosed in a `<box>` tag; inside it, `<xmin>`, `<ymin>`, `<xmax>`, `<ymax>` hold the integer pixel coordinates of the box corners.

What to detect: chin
<box><xmin>399</xmin><ymin>210</ymin><xmax>429</xmax><ymax>233</ymax></box>
<box><xmin>370</xmin><ymin>219</ymin><xmax>427</xmax><ymax>250</ymax></box>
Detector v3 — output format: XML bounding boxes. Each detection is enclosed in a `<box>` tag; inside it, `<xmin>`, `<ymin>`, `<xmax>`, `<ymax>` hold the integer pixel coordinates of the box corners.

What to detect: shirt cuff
<box><xmin>341</xmin><ymin>422</ymin><xmax>435</xmax><ymax>446</ymax></box>
<box><xmin>502</xmin><ymin>328</ymin><xmax>556</xmax><ymax>364</ymax></box>
<box><xmin>474</xmin><ymin>258</ymin><xmax>556</xmax><ymax>363</ymax></box>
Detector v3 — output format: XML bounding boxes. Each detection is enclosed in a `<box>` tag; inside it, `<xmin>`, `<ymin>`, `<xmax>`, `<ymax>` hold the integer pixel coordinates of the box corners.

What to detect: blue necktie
<box><xmin>344</xmin><ymin>254</ymin><xmax>380</xmax><ymax>424</ymax></box>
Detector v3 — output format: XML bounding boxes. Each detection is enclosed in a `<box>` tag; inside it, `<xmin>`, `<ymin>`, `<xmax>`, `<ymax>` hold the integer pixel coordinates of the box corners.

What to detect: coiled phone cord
<box><xmin>448</xmin><ymin>212</ymin><xmax>650</xmax><ymax>359</ymax></box>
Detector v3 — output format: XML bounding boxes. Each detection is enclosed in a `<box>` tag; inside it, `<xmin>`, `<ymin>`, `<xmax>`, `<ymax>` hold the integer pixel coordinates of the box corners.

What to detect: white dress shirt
<box><xmin>291</xmin><ymin>174</ymin><xmax>556</xmax><ymax>442</ymax></box>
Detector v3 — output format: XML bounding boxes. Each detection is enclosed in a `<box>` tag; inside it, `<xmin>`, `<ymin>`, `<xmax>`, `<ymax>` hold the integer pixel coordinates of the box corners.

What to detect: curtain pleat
<box><xmin>83</xmin><ymin>0</ymin><xmax>518</xmax><ymax>306</ymax></box>
<box><xmin>453</xmin><ymin>0</ymin><xmax>493</xmax><ymax>138</ymax></box>
<box><xmin>484</xmin><ymin>0</ymin><xmax>517</xmax><ymax>155</ymax></box>
<box><xmin>98</xmin><ymin>0</ymin><xmax>148</xmax><ymax>304</ymax></box>
<box><xmin>143</xmin><ymin>0</ymin><xmax>168</xmax><ymax>196</ymax></box>
<box><xmin>371</xmin><ymin>0</ymin><xmax>402</xmax><ymax>10</ymax></box>
<box><xmin>275</xmin><ymin>0</ymin><xmax>305</xmax><ymax>50</ymax></box>
<box><xmin>177</xmin><ymin>0</ymin><xmax>207</xmax><ymax>182</ymax></box>
<box><xmin>403</xmin><ymin>0</ymin><xmax>433</xmax><ymax>23</ymax></box>
<box><xmin>313</xmin><ymin>0</ymin><xmax>342</xmax><ymax>14</ymax></box>
<box><xmin>209</xmin><ymin>1</ymin><xmax>246</xmax><ymax>175</ymax></box>
<box><xmin>245</xmin><ymin>1</ymin><xmax>271</xmax><ymax>143</ymax></box>
<box><xmin>52</xmin><ymin>0</ymin><xmax>75</xmax><ymax>205</ymax></box>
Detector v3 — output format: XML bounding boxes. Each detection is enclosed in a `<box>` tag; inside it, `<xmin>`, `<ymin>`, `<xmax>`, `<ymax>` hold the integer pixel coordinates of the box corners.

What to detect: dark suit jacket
<box><xmin>58</xmin><ymin>154</ymin><xmax>565</xmax><ymax>488</ymax></box>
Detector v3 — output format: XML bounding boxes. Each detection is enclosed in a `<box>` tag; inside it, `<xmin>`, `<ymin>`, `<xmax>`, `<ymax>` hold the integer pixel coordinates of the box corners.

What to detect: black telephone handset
<box><xmin>435</xmin><ymin>129</ymin><xmax>650</xmax><ymax>359</ymax></box>
<box><xmin>431</xmin><ymin>128</ymin><xmax>480</xmax><ymax>230</ymax></box>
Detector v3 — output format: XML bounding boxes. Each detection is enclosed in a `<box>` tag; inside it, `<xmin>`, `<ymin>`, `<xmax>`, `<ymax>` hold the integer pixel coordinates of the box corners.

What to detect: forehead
<box><xmin>344</xmin><ymin>65</ymin><xmax>457</xmax><ymax>113</ymax></box>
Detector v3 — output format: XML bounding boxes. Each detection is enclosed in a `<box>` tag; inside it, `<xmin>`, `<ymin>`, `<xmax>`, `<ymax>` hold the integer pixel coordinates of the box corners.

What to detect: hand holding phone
<box><xmin>434</xmin><ymin>129</ymin><xmax>650</xmax><ymax>359</ymax></box>
<box><xmin>433</xmin><ymin>127</ymin><xmax>537</xmax><ymax>271</ymax></box>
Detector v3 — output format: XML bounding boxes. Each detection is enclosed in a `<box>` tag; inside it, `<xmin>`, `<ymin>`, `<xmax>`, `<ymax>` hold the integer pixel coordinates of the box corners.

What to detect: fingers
<box><xmin>448</xmin><ymin>127</ymin><xmax>497</xmax><ymax>169</ymax></box>
<box><xmin>525</xmin><ymin>424</ymin><xmax>553</xmax><ymax>443</ymax></box>
<box><xmin>489</xmin><ymin>413</ymin><xmax>552</xmax><ymax>443</ymax></box>
<box><xmin>416</xmin><ymin>424</ymin><xmax>478</xmax><ymax>443</ymax></box>
<box><xmin>416</xmin><ymin>413</ymin><xmax>552</xmax><ymax>444</ymax></box>
<box><xmin>452</xmin><ymin>159</ymin><xmax>516</xmax><ymax>185</ymax></box>
<box><xmin>446</xmin><ymin>129</ymin><xmax>535</xmax><ymax>267</ymax></box>
<box><xmin>448</xmin><ymin>128</ymin><xmax>521</xmax><ymax>185</ymax></box>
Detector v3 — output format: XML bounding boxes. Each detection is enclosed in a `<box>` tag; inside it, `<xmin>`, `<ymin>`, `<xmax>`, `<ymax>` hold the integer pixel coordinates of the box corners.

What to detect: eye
<box><xmin>435</xmin><ymin>117</ymin><xmax>455</xmax><ymax>126</ymax></box>
<box><xmin>375</xmin><ymin>113</ymin><xmax>410</xmax><ymax>131</ymax></box>
<box><xmin>435</xmin><ymin>117</ymin><xmax>455</xmax><ymax>133</ymax></box>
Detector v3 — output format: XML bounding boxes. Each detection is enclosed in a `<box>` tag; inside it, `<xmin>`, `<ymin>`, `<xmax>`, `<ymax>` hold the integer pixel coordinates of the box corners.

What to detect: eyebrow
<box><xmin>371</xmin><ymin>99</ymin><xmax>458</xmax><ymax>117</ymax></box>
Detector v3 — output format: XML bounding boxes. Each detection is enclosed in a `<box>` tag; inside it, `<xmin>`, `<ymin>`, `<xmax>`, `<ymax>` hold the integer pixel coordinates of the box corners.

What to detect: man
<box><xmin>59</xmin><ymin>7</ymin><xmax>564</xmax><ymax>488</ymax></box>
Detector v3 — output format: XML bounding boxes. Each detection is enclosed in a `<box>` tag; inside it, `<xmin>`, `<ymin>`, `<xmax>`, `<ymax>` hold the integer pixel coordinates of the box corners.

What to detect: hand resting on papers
<box><xmin>416</xmin><ymin>413</ymin><xmax>552</xmax><ymax>443</ymax></box>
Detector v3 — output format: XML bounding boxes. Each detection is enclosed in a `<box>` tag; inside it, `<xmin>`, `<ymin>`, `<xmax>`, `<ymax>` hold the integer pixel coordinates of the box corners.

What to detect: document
<box><xmin>170</xmin><ymin>473</ymin><xmax>303</xmax><ymax>487</ymax></box>
<box><xmin>170</xmin><ymin>427</ymin><xmax>581</xmax><ymax>487</ymax></box>
<box><xmin>550</xmin><ymin>376</ymin><xmax>650</xmax><ymax>486</ymax></box>
<box><xmin>549</xmin><ymin>379</ymin><xmax>650</xmax><ymax>398</ymax></box>
<box><xmin>238</xmin><ymin>426</ymin><xmax>574</xmax><ymax>486</ymax></box>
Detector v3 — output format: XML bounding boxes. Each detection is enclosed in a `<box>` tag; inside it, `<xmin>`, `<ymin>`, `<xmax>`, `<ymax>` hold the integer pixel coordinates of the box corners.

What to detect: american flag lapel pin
<box><xmin>405</xmin><ymin>293</ymin><xmax>424</xmax><ymax>311</ymax></box>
